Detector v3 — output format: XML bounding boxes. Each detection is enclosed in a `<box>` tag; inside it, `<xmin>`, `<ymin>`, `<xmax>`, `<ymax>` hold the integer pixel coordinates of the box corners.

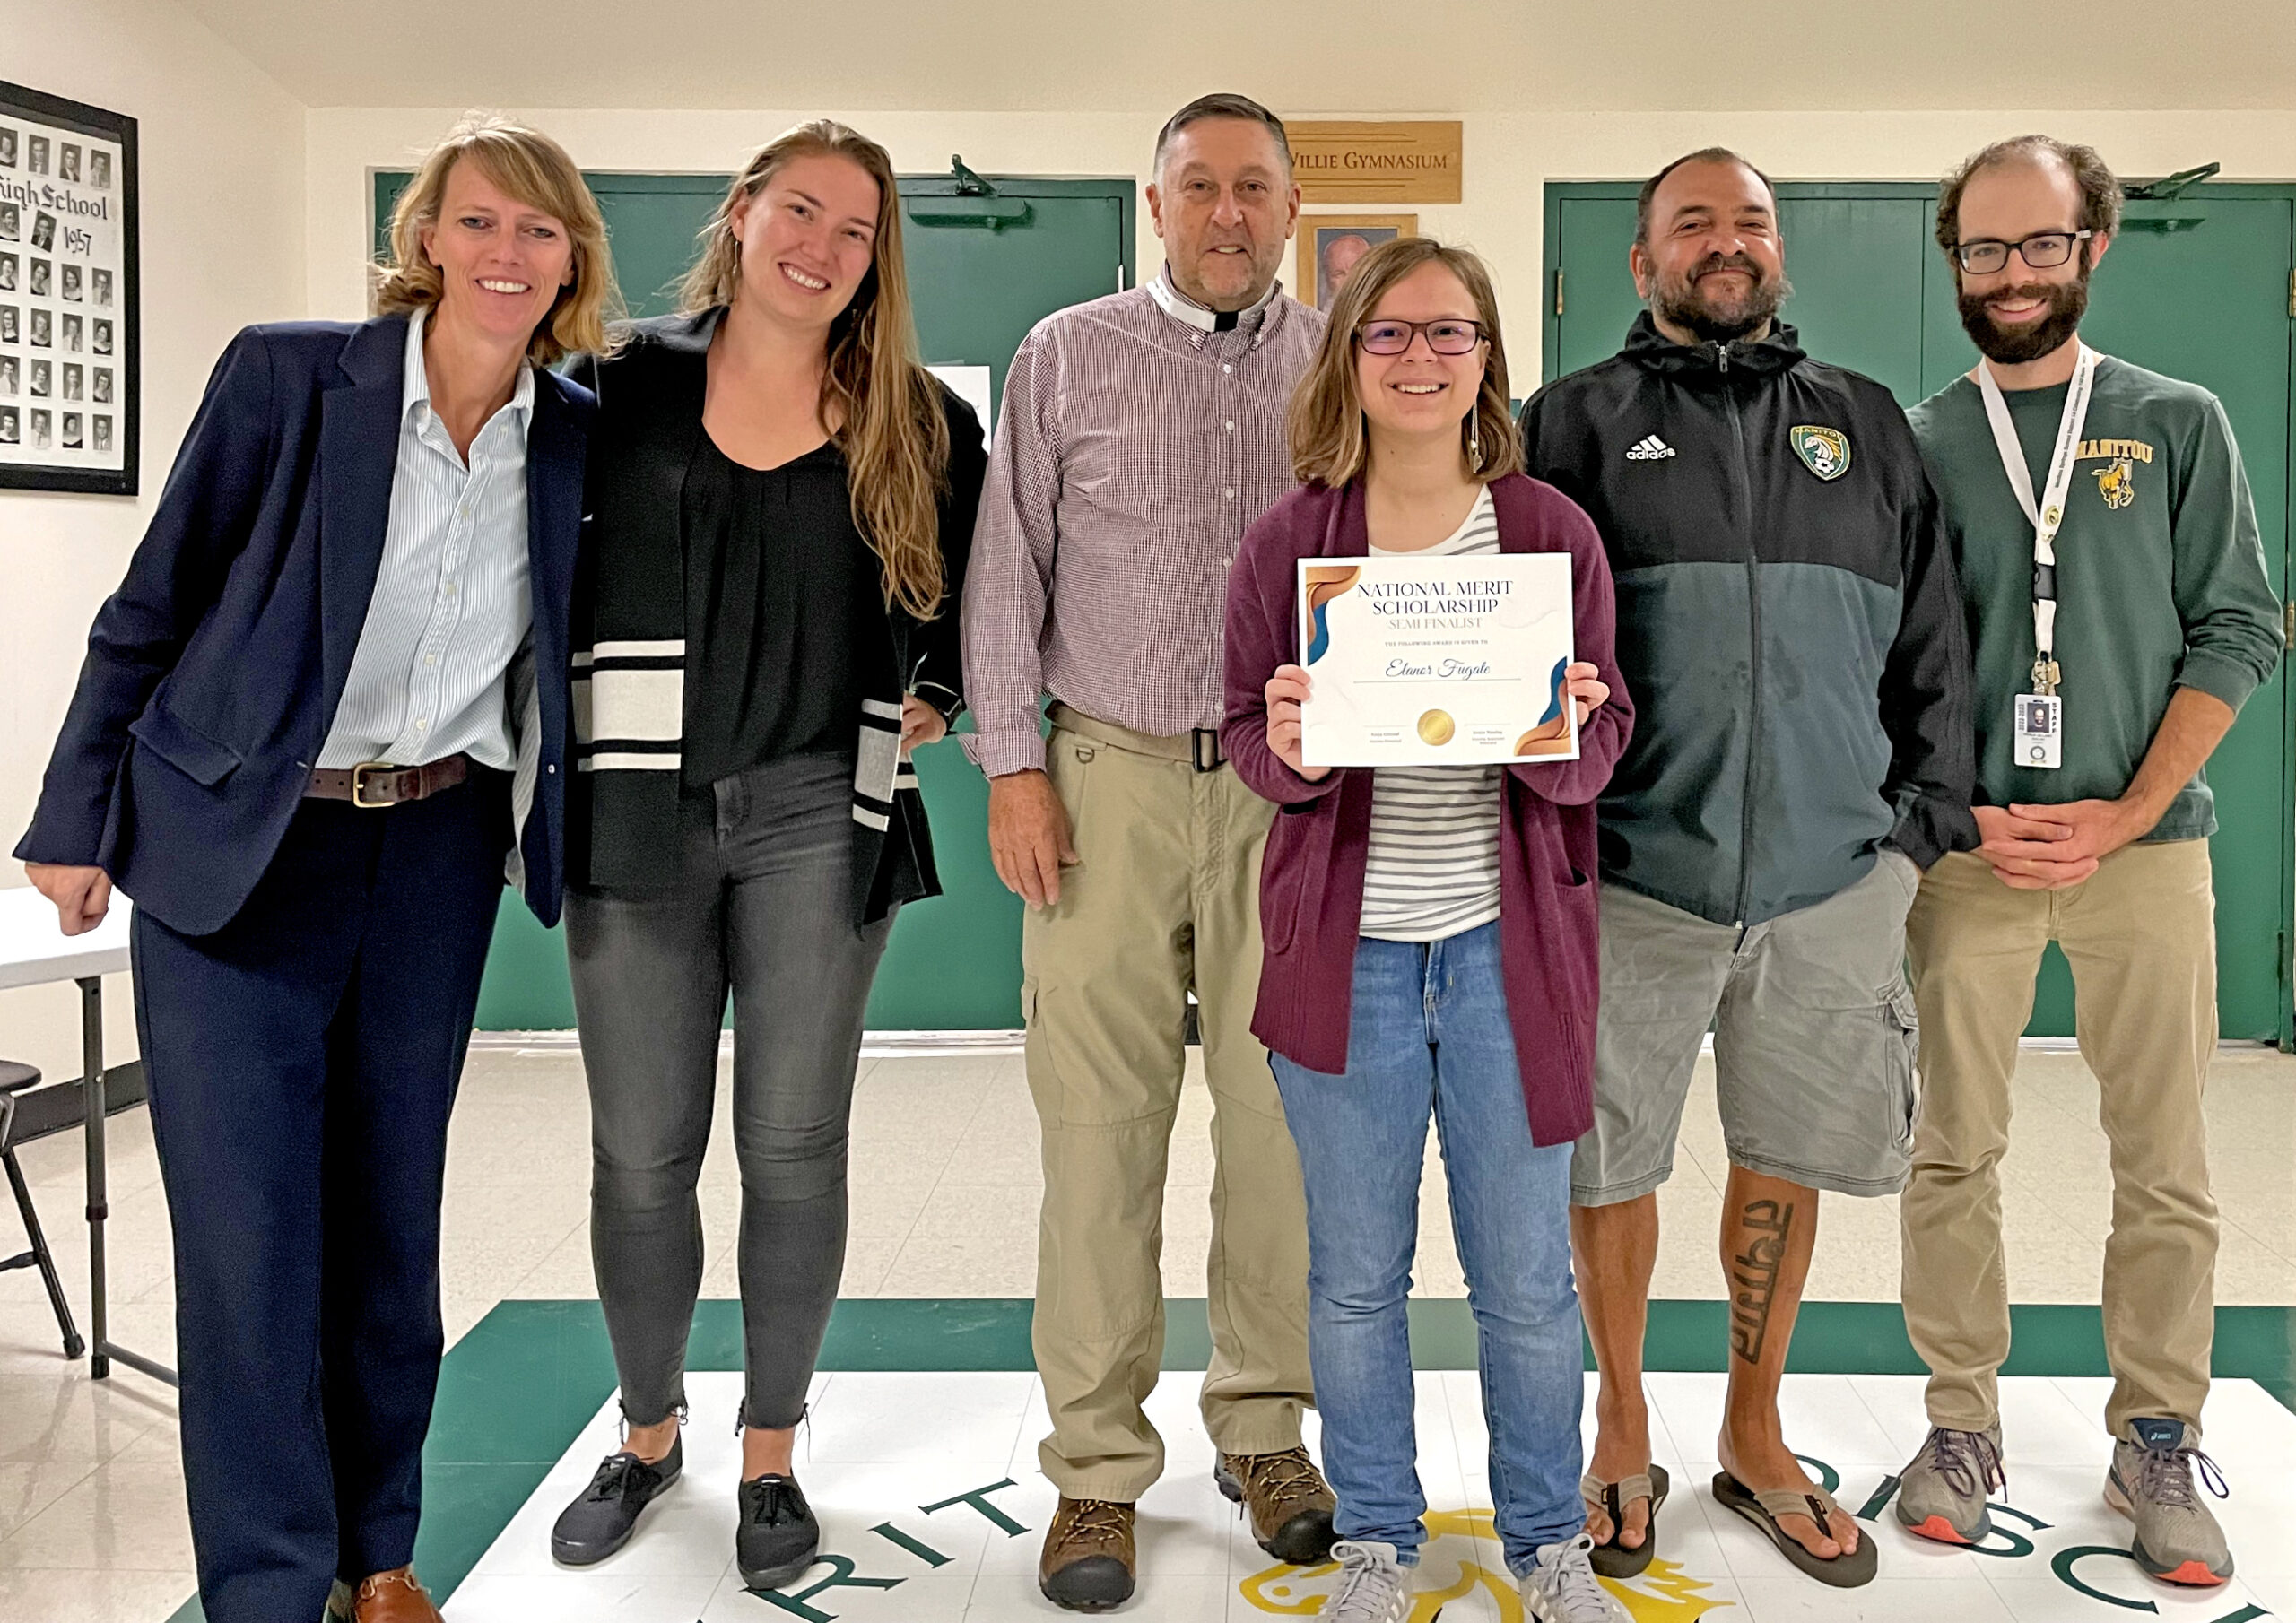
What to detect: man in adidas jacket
<box><xmin>1519</xmin><ymin>148</ymin><xmax>1978</xmax><ymax>1585</ymax></box>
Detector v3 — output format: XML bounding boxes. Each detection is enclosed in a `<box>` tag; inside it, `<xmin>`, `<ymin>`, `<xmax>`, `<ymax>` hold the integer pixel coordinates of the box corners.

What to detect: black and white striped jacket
<box><xmin>564</xmin><ymin>312</ymin><xmax>987</xmax><ymax>924</ymax></box>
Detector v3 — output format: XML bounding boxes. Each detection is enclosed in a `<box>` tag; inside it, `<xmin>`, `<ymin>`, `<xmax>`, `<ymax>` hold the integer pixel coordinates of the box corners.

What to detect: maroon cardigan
<box><xmin>1222</xmin><ymin>473</ymin><xmax>1632</xmax><ymax>1146</ymax></box>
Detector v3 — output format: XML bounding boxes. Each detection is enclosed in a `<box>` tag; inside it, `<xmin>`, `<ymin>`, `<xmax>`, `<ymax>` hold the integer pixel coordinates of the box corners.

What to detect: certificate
<box><xmin>1298</xmin><ymin>553</ymin><xmax>1577</xmax><ymax>768</ymax></box>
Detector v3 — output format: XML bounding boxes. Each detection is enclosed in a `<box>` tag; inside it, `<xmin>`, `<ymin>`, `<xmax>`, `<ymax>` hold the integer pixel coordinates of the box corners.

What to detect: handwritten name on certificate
<box><xmin>1298</xmin><ymin>554</ymin><xmax>1578</xmax><ymax>768</ymax></box>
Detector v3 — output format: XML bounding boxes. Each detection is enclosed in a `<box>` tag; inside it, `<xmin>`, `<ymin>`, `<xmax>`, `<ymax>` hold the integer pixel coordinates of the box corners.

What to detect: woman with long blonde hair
<box><xmin>549</xmin><ymin>120</ymin><xmax>986</xmax><ymax>1587</ymax></box>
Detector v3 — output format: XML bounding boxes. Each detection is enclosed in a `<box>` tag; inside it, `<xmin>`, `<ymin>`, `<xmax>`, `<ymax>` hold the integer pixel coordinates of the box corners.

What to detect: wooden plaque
<box><xmin>1286</xmin><ymin>121</ymin><xmax>1463</xmax><ymax>205</ymax></box>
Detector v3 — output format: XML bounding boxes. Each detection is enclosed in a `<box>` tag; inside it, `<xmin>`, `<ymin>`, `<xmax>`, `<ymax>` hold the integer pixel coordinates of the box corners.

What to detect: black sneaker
<box><xmin>736</xmin><ymin>1473</ymin><xmax>822</xmax><ymax>1592</ymax></box>
<box><xmin>551</xmin><ymin>1435</ymin><xmax>683</xmax><ymax>1566</ymax></box>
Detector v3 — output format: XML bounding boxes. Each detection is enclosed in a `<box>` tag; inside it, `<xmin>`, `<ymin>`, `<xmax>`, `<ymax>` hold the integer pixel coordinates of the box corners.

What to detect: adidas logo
<box><xmin>1626</xmin><ymin>435</ymin><xmax>1677</xmax><ymax>461</ymax></box>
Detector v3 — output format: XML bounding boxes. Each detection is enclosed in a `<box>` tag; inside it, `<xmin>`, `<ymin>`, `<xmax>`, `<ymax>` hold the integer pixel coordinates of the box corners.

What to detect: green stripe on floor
<box><xmin>162</xmin><ymin>1298</ymin><xmax>2296</xmax><ymax>1620</ymax></box>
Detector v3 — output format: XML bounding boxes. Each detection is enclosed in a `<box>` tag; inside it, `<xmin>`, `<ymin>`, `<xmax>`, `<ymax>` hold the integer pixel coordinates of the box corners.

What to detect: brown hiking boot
<box><xmin>1039</xmin><ymin>1496</ymin><xmax>1136</xmax><ymax>1612</ymax></box>
<box><xmin>1216</xmin><ymin>1445</ymin><xmax>1339</xmax><ymax>1564</ymax></box>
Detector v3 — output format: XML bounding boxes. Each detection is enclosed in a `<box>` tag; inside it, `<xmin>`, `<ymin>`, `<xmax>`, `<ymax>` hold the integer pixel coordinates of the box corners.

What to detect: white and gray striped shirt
<box><xmin>317</xmin><ymin>309</ymin><xmax>535</xmax><ymax>771</ymax></box>
<box><xmin>1359</xmin><ymin>486</ymin><xmax>1504</xmax><ymax>942</ymax></box>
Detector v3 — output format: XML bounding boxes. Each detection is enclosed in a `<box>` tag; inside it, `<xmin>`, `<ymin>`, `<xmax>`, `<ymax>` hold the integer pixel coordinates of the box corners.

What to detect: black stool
<box><xmin>1</xmin><ymin>1060</ymin><xmax>84</xmax><ymax>1359</ymax></box>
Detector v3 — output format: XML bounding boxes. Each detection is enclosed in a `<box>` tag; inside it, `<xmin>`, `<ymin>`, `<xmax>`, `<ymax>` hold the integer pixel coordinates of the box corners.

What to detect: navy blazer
<box><xmin>15</xmin><ymin>314</ymin><xmax>595</xmax><ymax>935</ymax></box>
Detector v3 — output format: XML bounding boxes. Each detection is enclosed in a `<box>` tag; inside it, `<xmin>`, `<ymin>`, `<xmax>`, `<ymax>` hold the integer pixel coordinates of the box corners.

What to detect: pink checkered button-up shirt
<box><xmin>961</xmin><ymin>271</ymin><xmax>1326</xmax><ymax>777</ymax></box>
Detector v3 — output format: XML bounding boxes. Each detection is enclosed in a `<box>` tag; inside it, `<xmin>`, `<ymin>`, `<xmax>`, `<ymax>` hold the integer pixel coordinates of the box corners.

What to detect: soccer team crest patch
<box><xmin>1789</xmin><ymin>424</ymin><xmax>1852</xmax><ymax>481</ymax></box>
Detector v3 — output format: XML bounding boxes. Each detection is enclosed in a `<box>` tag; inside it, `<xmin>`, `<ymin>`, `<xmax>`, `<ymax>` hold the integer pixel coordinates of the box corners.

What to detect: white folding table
<box><xmin>0</xmin><ymin>886</ymin><xmax>176</xmax><ymax>1385</ymax></box>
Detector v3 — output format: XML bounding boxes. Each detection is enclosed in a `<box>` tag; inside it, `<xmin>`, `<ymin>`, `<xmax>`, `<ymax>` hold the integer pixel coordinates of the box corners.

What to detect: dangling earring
<box><xmin>1466</xmin><ymin>412</ymin><xmax>1482</xmax><ymax>467</ymax></box>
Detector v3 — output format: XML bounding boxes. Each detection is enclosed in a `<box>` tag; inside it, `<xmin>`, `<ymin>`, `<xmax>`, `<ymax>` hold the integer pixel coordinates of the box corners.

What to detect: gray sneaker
<box><xmin>1322</xmin><ymin>1541</ymin><xmax>1413</xmax><ymax>1623</ymax></box>
<box><xmin>1894</xmin><ymin>1424</ymin><xmax>2005</xmax><ymax>1545</ymax></box>
<box><xmin>2106</xmin><ymin>1419</ymin><xmax>2233</xmax><ymax>1586</ymax></box>
<box><xmin>1521</xmin><ymin>1532</ymin><xmax>1631</xmax><ymax>1623</ymax></box>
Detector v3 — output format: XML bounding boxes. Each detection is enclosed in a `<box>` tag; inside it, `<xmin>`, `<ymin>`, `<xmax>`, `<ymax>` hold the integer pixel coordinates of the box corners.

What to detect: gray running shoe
<box><xmin>2106</xmin><ymin>1418</ymin><xmax>2233</xmax><ymax>1586</ymax></box>
<box><xmin>1322</xmin><ymin>1541</ymin><xmax>1413</xmax><ymax>1623</ymax></box>
<box><xmin>1894</xmin><ymin>1424</ymin><xmax>2005</xmax><ymax>1545</ymax></box>
<box><xmin>1521</xmin><ymin>1532</ymin><xmax>1631</xmax><ymax>1623</ymax></box>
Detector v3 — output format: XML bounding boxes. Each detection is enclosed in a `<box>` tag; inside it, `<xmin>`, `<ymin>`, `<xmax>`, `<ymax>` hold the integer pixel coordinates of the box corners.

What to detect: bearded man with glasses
<box><xmin>1890</xmin><ymin>135</ymin><xmax>2279</xmax><ymax>1587</ymax></box>
<box><xmin>1520</xmin><ymin>147</ymin><xmax>1978</xmax><ymax>1590</ymax></box>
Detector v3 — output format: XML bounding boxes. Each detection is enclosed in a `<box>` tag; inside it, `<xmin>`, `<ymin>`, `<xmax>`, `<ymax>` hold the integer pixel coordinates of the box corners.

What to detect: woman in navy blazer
<box><xmin>15</xmin><ymin>116</ymin><xmax>615</xmax><ymax>1623</ymax></box>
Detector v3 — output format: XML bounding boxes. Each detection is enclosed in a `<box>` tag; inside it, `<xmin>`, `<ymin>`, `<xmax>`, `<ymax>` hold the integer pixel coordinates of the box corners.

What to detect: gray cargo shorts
<box><xmin>1571</xmin><ymin>849</ymin><xmax>1921</xmax><ymax>1205</ymax></box>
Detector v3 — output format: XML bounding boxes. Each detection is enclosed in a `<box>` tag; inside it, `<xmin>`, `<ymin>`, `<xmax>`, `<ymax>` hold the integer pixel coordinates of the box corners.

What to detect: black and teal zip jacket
<box><xmin>1520</xmin><ymin>313</ymin><xmax>1979</xmax><ymax>927</ymax></box>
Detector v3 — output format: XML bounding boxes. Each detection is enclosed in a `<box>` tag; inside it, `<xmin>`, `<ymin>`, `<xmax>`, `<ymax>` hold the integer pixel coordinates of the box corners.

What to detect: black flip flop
<box><xmin>1581</xmin><ymin>1462</ymin><xmax>1670</xmax><ymax>1579</ymax></box>
<box><xmin>1712</xmin><ymin>1471</ymin><xmax>1878</xmax><ymax>1588</ymax></box>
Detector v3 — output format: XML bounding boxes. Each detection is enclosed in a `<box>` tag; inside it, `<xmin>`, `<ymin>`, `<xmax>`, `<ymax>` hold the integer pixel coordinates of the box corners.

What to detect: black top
<box><xmin>680</xmin><ymin>432</ymin><xmax>889</xmax><ymax>785</ymax></box>
<box><xmin>565</xmin><ymin>310</ymin><xmax>988</xmax><ymax>919</ymax></box>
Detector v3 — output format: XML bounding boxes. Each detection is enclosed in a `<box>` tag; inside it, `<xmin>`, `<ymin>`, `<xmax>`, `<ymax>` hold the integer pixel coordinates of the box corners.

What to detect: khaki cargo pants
<box><xmin>1022</xmin><ymin>707</ymin><xmax>1313</xmax><ymax>1501</ymax></box>
<box><xmin>1900</xmin><ymin>841</ymin><xmax>2219</xmax><ymax>1437</ymax></box>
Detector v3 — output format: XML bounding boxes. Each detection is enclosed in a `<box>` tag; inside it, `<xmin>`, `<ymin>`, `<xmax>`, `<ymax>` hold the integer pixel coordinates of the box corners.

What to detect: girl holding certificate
<box><xmin>1221</xmin><ymin>237</ymin><xmax>1632</xmax><ymax>1623</ymax></box>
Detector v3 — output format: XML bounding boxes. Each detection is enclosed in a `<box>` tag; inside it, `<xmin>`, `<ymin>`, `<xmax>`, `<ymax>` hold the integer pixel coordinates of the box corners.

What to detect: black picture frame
<box><xmin>0</xmin><ymin>81</ymin><xmax>137</xmax><ymax>495</ymax></box>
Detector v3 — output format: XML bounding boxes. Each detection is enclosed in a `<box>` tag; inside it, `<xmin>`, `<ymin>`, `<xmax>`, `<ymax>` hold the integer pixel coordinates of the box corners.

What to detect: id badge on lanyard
<box><xmin>2013</xmin><ymin>691</ymin><xmax>2063</xmax><ymax>769</ymax></box>
<box><xmin>1978</xmin><ymin>343</ymin><xmax>2100</xmax><ymax>770</ymax></box>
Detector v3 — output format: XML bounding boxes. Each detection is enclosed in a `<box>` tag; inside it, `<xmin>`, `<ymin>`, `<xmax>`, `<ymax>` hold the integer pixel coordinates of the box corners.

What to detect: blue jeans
<box><xmin>1270</xmin><ymin>924</ymin><xmax>1586</xmax><ymax>1574</ymax></box>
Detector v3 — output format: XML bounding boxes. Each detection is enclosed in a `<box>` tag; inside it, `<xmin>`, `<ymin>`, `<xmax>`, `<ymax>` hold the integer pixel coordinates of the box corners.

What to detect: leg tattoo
<box><xmin>1727</xmin><ymin>1198</ymin><xmax>1796</xmax><ymax>1366</ymax></box>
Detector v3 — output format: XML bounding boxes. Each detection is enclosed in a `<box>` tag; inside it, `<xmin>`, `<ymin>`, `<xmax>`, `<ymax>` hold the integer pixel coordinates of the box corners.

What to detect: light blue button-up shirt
<box><xmin>317</xmin><ymin>310</ymin><xmax>535</xmax><ymax>771</ymax></box>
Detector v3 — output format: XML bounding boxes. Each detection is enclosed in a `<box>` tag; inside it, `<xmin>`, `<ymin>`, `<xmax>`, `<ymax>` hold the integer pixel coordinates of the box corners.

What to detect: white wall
<box><xmin>0</xmin><ymin>0</ymin><xmax>304</xmax><ymax>1081</ymax></box>
<box><xmin>307</xmin><ymin>108</ymin><xmax>2296</xmax><ymax>378</ymax></box>
<box><xmin>161</xmin><ymin>0</ymin><xmax>2296</xmax><ymax>122</ymax></box>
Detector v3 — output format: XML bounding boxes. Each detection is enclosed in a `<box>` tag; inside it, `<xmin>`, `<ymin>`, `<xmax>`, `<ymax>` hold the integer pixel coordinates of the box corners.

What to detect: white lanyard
<box><xmin>1976</xmin><ymin>343</ymin><xmax>2100</xmax><ymax>693</ymax></box>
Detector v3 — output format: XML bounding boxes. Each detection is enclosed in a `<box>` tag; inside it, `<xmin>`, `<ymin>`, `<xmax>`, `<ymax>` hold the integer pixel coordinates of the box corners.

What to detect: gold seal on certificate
<box><xmin>1298</xmin><ymin>554</ymin><xmax>1578</xmax><ymax>768</ymax></box>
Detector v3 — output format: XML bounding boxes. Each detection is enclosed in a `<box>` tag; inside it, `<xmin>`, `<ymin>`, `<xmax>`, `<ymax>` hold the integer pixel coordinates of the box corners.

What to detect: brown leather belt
<box><xmin>305</xmin><ymin>754</ymin><xmax>472</xmax><ymax>808</ymax></box>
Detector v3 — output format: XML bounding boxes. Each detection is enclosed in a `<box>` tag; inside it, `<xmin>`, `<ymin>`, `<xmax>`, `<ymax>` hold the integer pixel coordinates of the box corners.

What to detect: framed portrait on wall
<box><xmin>1296</xmin><ymin>213</ymin><xmax>1418</xmax><ymax>315</ymax></box>
<box><xmin>0</xmin><ymin>81</ymin><xmax>137</xmax><ymax>494</ymax></box>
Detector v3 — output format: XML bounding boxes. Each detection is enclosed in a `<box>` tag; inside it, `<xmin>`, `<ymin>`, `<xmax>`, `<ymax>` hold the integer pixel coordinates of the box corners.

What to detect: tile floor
<box><xmin>451</xmin><ymin>1367</ymin><xmax>2296</xmax><ymax>1622</ymax></box>
<box><xmin>0</xmin><ymin>1040</ymin><xmax>2292</xmax><ymax>1620</ymax></box>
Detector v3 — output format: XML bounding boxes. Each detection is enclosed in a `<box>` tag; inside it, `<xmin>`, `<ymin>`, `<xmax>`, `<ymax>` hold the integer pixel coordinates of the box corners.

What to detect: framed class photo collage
<box><xmin>0</xmin><ymin>81</ymin><xmax>138</xmax><ymax>494</ymax></box>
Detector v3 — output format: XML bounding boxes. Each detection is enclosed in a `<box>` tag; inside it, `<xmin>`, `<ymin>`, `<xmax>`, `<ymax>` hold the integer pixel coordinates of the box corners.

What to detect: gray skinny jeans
<box><xmin>566</xmin><ymin>752</ymin><xmax>893</xmax><ymax>1428</ymax></box>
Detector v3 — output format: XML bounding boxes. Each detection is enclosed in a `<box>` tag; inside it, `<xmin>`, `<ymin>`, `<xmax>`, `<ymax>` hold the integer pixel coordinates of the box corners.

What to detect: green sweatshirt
<box><xmin>1908</xmin><ymin>355</ymin><xmax>2282</xmax><ymax>841</ymax></box>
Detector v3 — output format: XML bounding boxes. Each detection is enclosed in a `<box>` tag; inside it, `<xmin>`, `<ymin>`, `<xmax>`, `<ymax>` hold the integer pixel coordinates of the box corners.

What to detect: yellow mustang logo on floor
<box><xmin>2092</xmin><ymin>456</ymin><xmax>2136</xmax><ymax>510</ymax></box>
<box><xmin>1616</xmin><ymin>1560</ymin><xmax>1735</xmax><ymax>1620</ymax></box>
<box><xmin>1239</xmin><ymin>1509</ymin><xmax>1733</xmax><ymax>1619</ymax></box>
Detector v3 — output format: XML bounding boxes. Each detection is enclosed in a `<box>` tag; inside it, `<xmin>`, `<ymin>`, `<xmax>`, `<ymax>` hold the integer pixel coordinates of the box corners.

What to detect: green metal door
<box><xmin>372</xmin><ymin>169</ymin><xmax>1134</xmax><ymax>1030</ymax></box>
<box><xmin>1545</xmin><ymin>179</ymin><xmax>2296</xmax><ymax>1042</ymax></box>
<box><xmin>869</xmin><ymin>178</ymin><xmax>1133</xmax><ymax>1029</ymax></box>
<box><xmin>1551</xmin><ymin>191</ymin><xmax>1930</xmax><ymax>402</ymax></box>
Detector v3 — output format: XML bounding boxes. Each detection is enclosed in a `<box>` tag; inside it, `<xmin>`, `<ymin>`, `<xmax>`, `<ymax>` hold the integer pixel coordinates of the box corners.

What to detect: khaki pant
<box><xmin>1900</xmin><ymin>841</ymin><xmax>2218</xmax><ymax>1437</ymax></box>
<box><xmin>1022</xmin><ymin>709</ymin><xmax>1313</xmax><ymax>1500</ymax></box>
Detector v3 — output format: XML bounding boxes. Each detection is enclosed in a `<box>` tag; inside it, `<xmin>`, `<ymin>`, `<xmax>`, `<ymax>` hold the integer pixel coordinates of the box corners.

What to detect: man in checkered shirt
<box><xmin>961</xmin><ymin>91</ymin><xmax>1335</xmax><ymax>1613</ymax></box>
